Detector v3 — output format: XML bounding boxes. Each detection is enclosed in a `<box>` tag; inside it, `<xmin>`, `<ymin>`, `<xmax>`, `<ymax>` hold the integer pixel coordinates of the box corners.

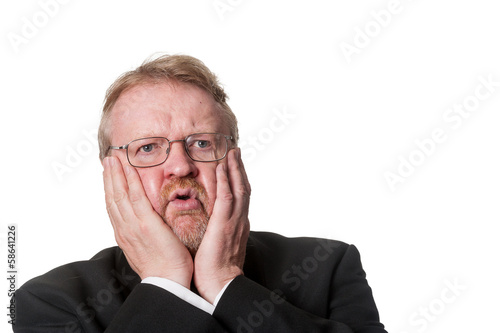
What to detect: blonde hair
<box><xmin>98</xmin><ymin>54</ymin><xmax>238</xmax><ymax>160</ymax></box>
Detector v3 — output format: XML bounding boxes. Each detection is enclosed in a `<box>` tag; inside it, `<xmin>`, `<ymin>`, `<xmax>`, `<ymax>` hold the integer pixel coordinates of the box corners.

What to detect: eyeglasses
<box><xmin>108</xmin><ymin>133</ymin><xmax>233</xmax><ymax>168</ymax></box>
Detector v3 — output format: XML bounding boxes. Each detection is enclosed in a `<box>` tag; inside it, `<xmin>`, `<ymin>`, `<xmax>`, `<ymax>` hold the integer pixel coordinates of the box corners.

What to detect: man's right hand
<box><xmin>103</xmin><ymin>156</ymin><xmax>193</xmax><ymax>289</ymax></box>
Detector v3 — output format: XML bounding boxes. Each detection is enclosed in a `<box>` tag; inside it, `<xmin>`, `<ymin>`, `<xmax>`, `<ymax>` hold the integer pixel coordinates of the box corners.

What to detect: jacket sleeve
<box><xmin>212</xmin><ymin>245</ymin><xmax>387</xmax><ymax>333</ymax></box>
<box><xmin>13</xmin><ymin>283</ymin><xmax>228</xmax><ymax>333</ymax></box>
<box><xmin>103</xmin><ymin>284</ymin><xmax>227</xmax><ymax>332</ymax></box>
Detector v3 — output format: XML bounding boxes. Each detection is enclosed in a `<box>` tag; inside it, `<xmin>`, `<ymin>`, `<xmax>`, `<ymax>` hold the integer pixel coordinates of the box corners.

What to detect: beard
<box><xmin>159</xmin><ymin>177</ymin><xmax>210</xmax><ymax>256</ymax></box>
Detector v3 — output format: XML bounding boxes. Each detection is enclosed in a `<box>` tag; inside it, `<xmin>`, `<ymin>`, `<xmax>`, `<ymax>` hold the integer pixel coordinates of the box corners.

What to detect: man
<box><xmin>14</xmin><ymin>54</ymin><xmax>387</xmax><ymax>332</ymax></box>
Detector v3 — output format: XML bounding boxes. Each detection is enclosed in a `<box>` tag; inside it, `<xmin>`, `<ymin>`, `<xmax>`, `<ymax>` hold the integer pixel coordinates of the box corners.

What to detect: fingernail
<box><xmin>217</xmin><ymin>163</ymin><xmax>226</xmax><ymax>175</ymax></box>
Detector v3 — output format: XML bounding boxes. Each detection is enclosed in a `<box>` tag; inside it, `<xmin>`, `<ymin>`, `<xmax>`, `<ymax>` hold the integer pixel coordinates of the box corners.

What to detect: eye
<box><xmin>134</xmin><ymin>142</ymin><xmax>161</xmax><ymax>155</ymax></box>
<box><xmin>140</xmin><ymin>144</ymin><xmax>154</xmax><ymax>153</ymax></box>
<box><xmin>195</xmin><ymin>140</ymin><xmax>210</xmax><ymax>149</ymax></box>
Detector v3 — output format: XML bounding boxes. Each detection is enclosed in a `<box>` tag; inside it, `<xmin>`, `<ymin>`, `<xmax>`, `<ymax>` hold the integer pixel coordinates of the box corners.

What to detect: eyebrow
<box><xmin>130</xmin><ymin>130</ymin><xmax>218</xmax><ymax>141</ymax></box>
<box><xmin>132</xmin><ymin>131</ymin><xmax>162</xmax><ymax>139</ymax></box>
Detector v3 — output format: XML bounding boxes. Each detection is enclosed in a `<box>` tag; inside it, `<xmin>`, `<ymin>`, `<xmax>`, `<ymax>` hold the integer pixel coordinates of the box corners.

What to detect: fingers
<box><xmin>105</xmin><ymin>157</ymin><xmax>137</xmax><ymax>226</ymax></box>
<box><xmin>212</xmin><ymin>162</ymin><xmax>233</xmax><ymax>222</ymax></box>
<box><xmin>238</xmin><ymin>150</ymin><xmax>251</xmax><ymax>196</ymax></box>
<box><xmin>209</xmin><ymin>148</ymin><xmax>251</xmax><ymax>229</ymax></box>
<box><xmin>122</xmin><ymin>162</ymin><xmax>156</xmax><ymax>219</ymax></box>
<box><xmin>104</xmin><ymin>156</ymin><xmax>155</xmax><ymax>221</ymax></box>
<box><xmin>103</xmin><ymin>157</ymin><xmax>121</xmax><ymax>233</ymax></box>
<box><xmin>226</xmin><ymin>148</ymin><xmax>250</xmax><ymax>215</ymax></box>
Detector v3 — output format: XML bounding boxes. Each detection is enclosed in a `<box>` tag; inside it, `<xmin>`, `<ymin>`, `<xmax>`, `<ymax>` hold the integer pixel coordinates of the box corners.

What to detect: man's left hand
<box><xmin>193</xmin><ymin>148</ymin><xmax>251</xmax><ymax>304</ymax></box>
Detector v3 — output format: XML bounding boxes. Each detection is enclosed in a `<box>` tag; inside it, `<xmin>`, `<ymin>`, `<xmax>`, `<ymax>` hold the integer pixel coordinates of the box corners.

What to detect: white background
<box><xmin>1</xmin><ymin>0</ymin><xmax>499</xmax><ymax>332</ymax></box>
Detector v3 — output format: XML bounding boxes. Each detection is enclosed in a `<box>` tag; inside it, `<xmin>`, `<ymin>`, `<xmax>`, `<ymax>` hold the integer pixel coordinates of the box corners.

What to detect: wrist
<box><xmin>196</xmin><ymin>269</ymin><xmax>243</xmax><ymax>304</ymax></box>
<box><xmin>141</xmin><ymin>268</ymin><xmax>193</xmax><ymax>289</ymax></box>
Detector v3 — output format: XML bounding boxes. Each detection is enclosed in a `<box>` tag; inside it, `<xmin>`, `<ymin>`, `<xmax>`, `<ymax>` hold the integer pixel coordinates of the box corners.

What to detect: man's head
<box><xmin>98</xmin><ymin>54</ymin><xmax>239</xmax><ymax>254</ymax></box>
<box><xmin>98</xmin><ymin>54</ymin><xmax>238</xmax><ymax>159</ymax></box>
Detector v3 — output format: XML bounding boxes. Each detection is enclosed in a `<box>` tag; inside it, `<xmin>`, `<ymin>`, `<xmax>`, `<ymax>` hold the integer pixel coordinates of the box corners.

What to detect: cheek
<box><xmin>137</xmin><ymin>170</ymin><xmax>164</xmax><ymax>214</ymax></box>
<box><xmin>196</xmin><ymin>166</ymin><xmax>219</xmax><ymax>214</ymax></box>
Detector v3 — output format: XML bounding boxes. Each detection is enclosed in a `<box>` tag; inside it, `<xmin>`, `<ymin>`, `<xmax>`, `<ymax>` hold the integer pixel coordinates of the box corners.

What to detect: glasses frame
<box><xmin>108</xmin><ymin>132</ymin><xmax>233</xmax><ymax>168</ymax></box>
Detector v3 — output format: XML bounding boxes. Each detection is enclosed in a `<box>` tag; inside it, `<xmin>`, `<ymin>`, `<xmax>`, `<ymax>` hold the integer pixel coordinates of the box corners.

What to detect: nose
<box><xmin>161</xmin><ymin>140</ymin><xmax>198</xmax><ymax>179</ymax></box>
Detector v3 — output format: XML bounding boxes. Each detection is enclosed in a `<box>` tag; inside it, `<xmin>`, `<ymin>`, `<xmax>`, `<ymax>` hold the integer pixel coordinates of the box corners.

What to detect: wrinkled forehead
<box><xmin>108</xmin><ymin>82</ymin><xmax>227</xmax><ymax>144</ymax></box>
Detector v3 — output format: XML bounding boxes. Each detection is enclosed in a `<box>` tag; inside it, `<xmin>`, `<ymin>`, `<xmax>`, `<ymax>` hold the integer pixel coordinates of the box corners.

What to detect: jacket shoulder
<box><xmin>245</xmin><ymin>231</ymin><xmax>351</xmax><ymax>282</ymax></box>
<box><xmin>17</xmin><ymin>246</ymin><xmax>137</xmax><ymax>307</ymax></box>
<box><xmin>248</xmin><ymin>231</ymin><xmax>349</xmax><ymax>257</ymax></box>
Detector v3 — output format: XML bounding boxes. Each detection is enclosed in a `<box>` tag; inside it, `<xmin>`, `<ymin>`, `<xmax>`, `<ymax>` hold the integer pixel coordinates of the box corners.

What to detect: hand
<box><xmin>193</xmin><ymin>148</ymin><xmax>251</xmax><ymax>303</ymax></box>
<box><xmin>103</xmin><ymin>156</ymin><xmax>193</xmax><ymax>288</ymax></box>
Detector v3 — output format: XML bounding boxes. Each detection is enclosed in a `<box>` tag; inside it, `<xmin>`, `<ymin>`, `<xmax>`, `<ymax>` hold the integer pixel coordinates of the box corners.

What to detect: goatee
<box><xmin>160</xmin><ymin>177</ymin><xmax>210</xmax><ymax>256</ymax></box>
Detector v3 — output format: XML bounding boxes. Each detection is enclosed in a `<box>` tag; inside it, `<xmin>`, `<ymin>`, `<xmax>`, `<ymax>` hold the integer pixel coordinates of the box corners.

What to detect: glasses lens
<box><xmin>186</xmin><ymin>133</ymin><xmax>228</xmax><ymax>162</ymax></box>
<box><xmin>127</xmin><ymin>137</ymin><xmax>169</xmax><ymax>167</ymax></box>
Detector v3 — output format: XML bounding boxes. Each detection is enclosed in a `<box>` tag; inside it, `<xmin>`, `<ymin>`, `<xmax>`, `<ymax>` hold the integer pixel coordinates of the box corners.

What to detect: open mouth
<box><xmin>161</xmin><ymin>179</ymin><xmax>209</xmax><ymax>216</ymax></box>
<box><xmin>166</xmin><ymin>188</ymin><xmax>202</xmax><ymax>211</ymax></box>
<box><xmin>169</xmin><ymin>188</ymin><xmax>197</xmax><ymax>202</ymax></box>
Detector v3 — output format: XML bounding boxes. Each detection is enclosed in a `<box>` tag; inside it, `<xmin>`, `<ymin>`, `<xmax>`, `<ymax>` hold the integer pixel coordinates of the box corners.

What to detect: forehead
<box><xmin>109</xmin><ymin>82</ymin><xmax>226</xmax><ymax>143</ymax></box>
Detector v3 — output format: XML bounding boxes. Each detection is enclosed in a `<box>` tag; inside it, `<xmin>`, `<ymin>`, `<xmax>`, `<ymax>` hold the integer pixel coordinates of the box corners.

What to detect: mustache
<box><xmin>159</xmin><ymin>177</ymin><xmax>210</xmax><ymax>215</ymax></box>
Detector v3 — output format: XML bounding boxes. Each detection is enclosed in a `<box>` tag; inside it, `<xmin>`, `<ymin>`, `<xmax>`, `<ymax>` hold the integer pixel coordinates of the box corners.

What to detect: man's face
<box><xmin>108</xmin><ymin>82</ymin><xmax>229</xmax><ymax>253</ymax></box>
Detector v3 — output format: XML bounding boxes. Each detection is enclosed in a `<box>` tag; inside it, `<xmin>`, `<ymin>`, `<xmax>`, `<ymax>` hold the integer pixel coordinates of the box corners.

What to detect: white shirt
<box><xmin>141</xmin><ymin>277</ymin><xmax>234</xmax><ymax>315</ymax></box>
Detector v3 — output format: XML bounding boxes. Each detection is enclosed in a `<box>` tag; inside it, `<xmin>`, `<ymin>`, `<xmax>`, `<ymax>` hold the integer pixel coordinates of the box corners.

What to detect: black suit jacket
<box><xmin>13</xmin><ymin>232</ymin><xmax>387</xmax><ymax>332</ymax></box>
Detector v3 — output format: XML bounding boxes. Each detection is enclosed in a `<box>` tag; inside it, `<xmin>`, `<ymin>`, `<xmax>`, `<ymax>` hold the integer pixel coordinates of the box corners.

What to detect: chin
<box><xmin>164</xmin><ymin>213</ymin><xmax>208</xmax><ymax>256</ymax></box>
